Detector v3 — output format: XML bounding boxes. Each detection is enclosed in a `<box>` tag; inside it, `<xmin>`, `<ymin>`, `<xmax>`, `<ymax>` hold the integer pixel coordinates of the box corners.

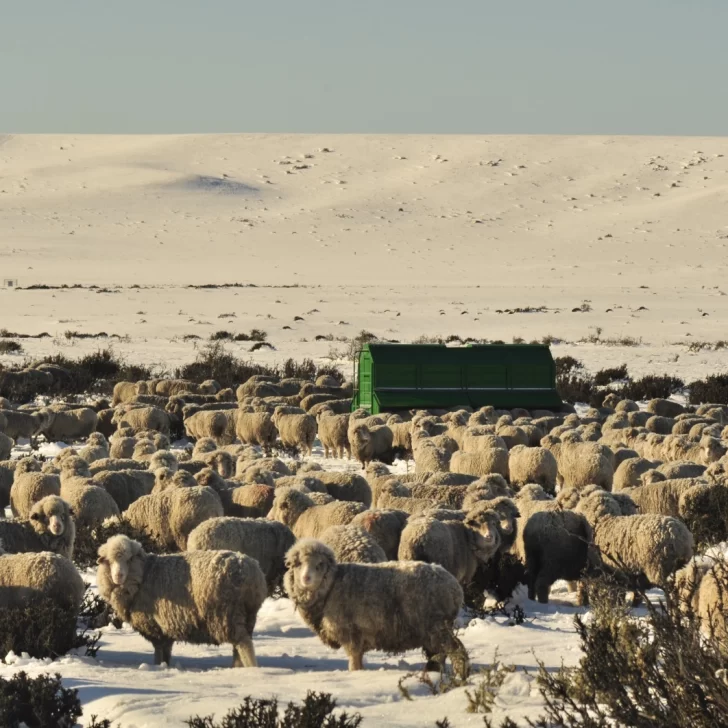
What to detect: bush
<box><xmin>593</xmin><ymin>364</ymin><xmax>628</xmax><ymax>386</ymax></box>
<box><xmin>185</xmin><ymin>691</ymin><xmax>362</xmax><ymax>728</ymax></box>
<box><xmin>315</xmin><ymin>364</ymin><xmax>345</xmax><ymax>384</ymax></box>
<box><xmin>74</xmin><ymin>519</ymin><xmax>163</xmax><ymax>570</ymax></box>
<box><xmin>0</xmin><ymin>597</ymin><xmax>97</xmax><ymax>660</ymax></box>
<box><xmin>620</xmin><ymin>374</ymin><xmax>684</xmax><ymax>401</ymax></box>
<box><xmin>0</xmin><ymin>340</ymin><xmax>22</xmax><ymax>354</ymax></box>
<box><xmin>491</xmin><ymin>575</ymin><xmax>728</xmax><ymax>728</ymax></box>
<box><xmin>689</xmin><ymin>374</ymin><xmax>728</xmax><ymax>405</ymax></box>
<box><xmin>554</xmin><ymin>356</ymin><xmax>583</xmax><ymax>377</ymax></box>
<box><xmin>557</xmin><ymin>373</ymin><xmax>599</xmax><ymax>406</ymax></box>
<box><xmin>177</xmin><ymin>342</ymin><xmax>278</xmax><ymax>389</ymax></box>
<box><xmin>282</xmin><ymin>357</ymin><xmax>317</xmax><ymax>381</ymax></box>
<box><xmin>0</xmin><ymin>672</ymin><xmax>82</xmax><ymax>728</ymax></box>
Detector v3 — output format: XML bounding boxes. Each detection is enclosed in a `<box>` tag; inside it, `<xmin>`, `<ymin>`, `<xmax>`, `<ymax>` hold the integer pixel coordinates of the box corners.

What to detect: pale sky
<box><xmin>2</xmin><ymin>0</ymin><xmax>727</xmax><ymax>134</ymax></box>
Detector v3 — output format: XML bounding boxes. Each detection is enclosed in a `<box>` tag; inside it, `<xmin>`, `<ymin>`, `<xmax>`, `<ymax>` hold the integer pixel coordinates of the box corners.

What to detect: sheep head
<box><xmin>464</xmin><ymin>506</ymin><xmax>502</xmax><ymax>559</ymax></box>
<box><xmin>284</xmin><ymin>539</ymin><xmax>336</xmax><ymax>598</ymax></box>
<box><xmin>97</xmin><ymin>534</ymin><xmax>144</xmax><ymax>592</ymax></box>
<box><xmin>30</xmin><ymin>495</ymin><xmax>72</xmax><ymax>538</ymax></box>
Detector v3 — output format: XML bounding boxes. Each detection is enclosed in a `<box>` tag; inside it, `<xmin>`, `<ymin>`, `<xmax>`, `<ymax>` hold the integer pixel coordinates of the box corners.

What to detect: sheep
<box><xmin>148</xmin><ymin>450</ymin><xmax>178</xmax><ymax>473</ymax></box>
<box><xmin>349</xmin><ymin>422</ymin><xmax>395</xmax><ymax>467</ymax></box>
<box><xmin>112</xmin><ymin>381</ymin><xmax>143</xmax><ymax>406</ymax></box>
<box><xmin>187</xmin><ymin>516</ymin><xmax>296</xmax><ymax>594</ymax></box>
<box><xmin>450</xmin><ymin>448</ymin><xmax>510</xmax><ymax>480</ymax></box>
<box><xmin>284</xmin><ymin>539</ymin><xmax>468</xmax><ymax>674</ymax></box>
<box><xmin>647</xmin><ymin>398</ymin><xmax>686</xmax><ymax>418</ymax></box>
<box><xmin>575</xmin><ymin>490</ymin><xmax>693</xmax><ymax>589</ymax></box>
<box><xmin>623</xmin><ymin>478</ymin><xmax>707</xmax><ymax>517</ymax></box>
<box><xmin>675</xmin><ymin>553</ymin><xmax>728</xmax><ymax>645</ymax></box>
<box><xmin>267</xmin><ymin>487</ymin><xmax>365</xmax><ymax>539</ymax></box>
<box><xmin>613</xmin><ymin>457</ymin><xmax>661</xmax><ymax>491</ymax></box>
<box><xmin>0</xmin><ymin>408</ymin><xmax>49</xmax><ymax>444</ymax></box>
<box><xmin>316</xmin><ymin>410</ymin><xmax>351</xmax><ymax>459</ymax></box>
<box><xmin>9</xmin><ymin>471</ymin><xmax>61</xmax><ymax>519</ymax></box>
<box><xmin>89</xmin><ymin>457</ymin><xmax>147</xmax><ymax>474</ymax></box>
<box><xmin>522</xmin><ymin>510</ymin><xmax>594</xmax><ymax>604</ymax></box>
<box><xmin>112</xmin><ymin>406</ymin><xmax>171</xmax><ymax>436</ymax></box>
<box><xmin>0</xmin><ymin>496</ymin><xmax>76</xmax><ymax>559</ymax></box>
<box><xmin>42</xmin><ymin>407</ymin><xmax>98</xmax><ymax>442</ymax></box>
<box><xmin>153</xmin><ymin>468</ymin><xmax>198</xmax><ymax>492</ymax></box>
<box><xmin>0</xmin><ymin>551</ymin><xmax>85</xmax><ymax>612</ymax></box>
<box><xmin>657</xmin><ymin>461</ymin><xmax>707</xmax><ymax>480</ymax></box>
<box><xmin>319</xmin><ymin>524</ymin><xmax>387</xmax><ymax>564</ymax></box>
<box><xmin>547</xmin><ymin>438</ymin><xmax>614</xmax><ymax>490</ymax></box>
<box><xmin>398</xmin><ymin>503</ymin><xmax>502</xmax><ymax>586</ymax></box>
<box><xmin>311</xmin><ymin>471</ymin><xmax>372</xmax><ymax>507</ymax></box>
<box><xmin>0</xmin><ymin>457</ymin><xmax>40</xmax><ymax>509</ymax></box>
<box><xmin>234</xmin><ymin>411</ymin><xmax>277</xmax><ymax>453</ymax></box>
<box><xmin>58</xmin><ymin>456</ymin><xmax>121</xmax><ymax>528</ymax></box>
<box><xmin>272</xmin><ymin>410</ymin><xmax>316</xmax><ymax>456</ymax></box>
<box><xmin>350</xmin><ymin>509</ymin><xmax>409</xmax><ymax>560</ymax></box>
<box><xmin>413</xmin><ymin>438</ymin><xmax>451</xmax><ymax>474</ymax></box>
<box><xmin>78</xmin><ymin>432</ymin><xmax>110</xmax><ymax>464</ymax></box>
<box><xmin>508</xmin><ymin>445</ymin><xmax>558</xmax><ymax>493</ymax></box>
<box><xmin>97</xmin><ymin>534</ymin><xmax>266</xmax><ymax>667</ymax></box>
<box><xmin>92</xmin><ymin>469</ymin><xmax>155</xmax><ymax>511</ymax></box>
<box><xmin>124</xmin><ymin>486</ymin><xmax>224</xmax><ymax>551</ymax></box>
<box><xmin>184</xmin><ymin>410</ymin><xmax>235</xmax><ymax>445</ymax></box>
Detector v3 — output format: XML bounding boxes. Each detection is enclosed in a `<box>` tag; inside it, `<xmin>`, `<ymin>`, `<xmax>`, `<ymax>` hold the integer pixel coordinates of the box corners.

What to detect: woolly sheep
<box><xmin>112</xmin><ymin>406</ymin><xmax>171</xmax><ymax>436</ymax></box>
<box><xmin>0</xmin><ymin>408</ymin><xmax>49</xmax><ymax>444</ymax></box>
<box><xmin>124</xmin><ymin>485</ymin><xmax>224</xmax><ymax>551</ymax></box>
<box><xmin>547</xmin><ymin>439</ymin><xmax>614</xmax><ymax>490</ymax></box>
<box><xmin>450</xmin><ymin>448</ymin><xmax>510</xmax><ymax>480</ymax></box>
<box><xmin>398</xmin><ymin>503</ymin><xmax>502</xmax><ymax>586</ymax></box>
<box><xmin>112</xmin><ymin>381</ymin><xmax>142</xmax><ymax>406</ymax></box>
<box><xmin>284</xmin><ymin>539</ymin><xmax>468</xmax><ymax>674</ymax></box>
<box><xmin>413</xmin><ymin>438</ymin><xmax>451</xmax><ymax>474</ymax></box>
<box><xmin>309</xmin><ymin>471</ymin><xmax>372</xmax><ymax>507</ymax></box>
<box><xmin>97</xmin><ymin>534</ymin><xmax>266</xmax><ymax>666</ymax></box>
<box><xmin>185</xmin><ymin>410</ymin><xmax>235</xmax><ymax>445</ymax></box>
<box><xmin>319</xmin><ymin>524</ymin><xmax>387</xmax><ymax>564</ymax></box>
<box><xmin>234</xmin><ymin>411</ymin><xmax>277</xmax><ymax>453</ymax></box>
<box><xmin>0</xmin><ymin>457</ymin><xmax>40</xmax><ymax>509</ymax></box>
<box><xmin>78</xmin><ymin>432</ymin><xmax>110</xmax><ymax>464</ymax></box>
<box><xmin>623</xmin><ymin>478</ymin><xmax>708</xmax><ymax>517</ymax></box>
<box><xmin>647</xmin><ymin>399</ymin><xmax>685</xmax><ymax>418</ymax></box>
<box><xmin>613</xmin><ymin>457</ymin><xmax>661</xmax><ymax>491</ymax></box>
<box><xmin>0</xmin><ymin>551</ymin><xmax>85</xmax><ymax>612</ymax></box>
<box><xmin>508</xmin><ymin>445</ymin><xmax>558</xmax><ymax>493</ymax></box>
<box><xmin>41</xmin><ymin>407</ymin><xmax>98</xmax><ymax>442</ymax></box>
<box><xmin>675</xmin><ymin>554</ymin><xmax>728</xmax><ymax>644</ymax></box>
<box><xmin>349</xmin><ymin>422</ymin><xmax>394</xmax><ymax>467</ymax></box>
<box><xmin>9</xmin><ymin>471</ymin><xmax>61</xmax><ymax>519</ymax></box>
<box><xmin>0</xmin><ymin>495</ymin><xmax>76</xmax><ymax>559</ymax></box>
<box><xmin>187</xmin><ymin>516</ymin><xmax>296</xmax><ymax>594</ymax></box>
<box><xmin>268</xmin><ymin>487</ymin><xmax>365</xmax><ymax>539</ymax></box>
<box><xmin>316</xmin><ymin>411</ymin><xmax>351</xmax><ymax>459</ymax></box>
<box><xmin>271</xmin><ymin>410</ymin><xmax>316</xmax><ymax>456</ymax></box>
<box><xmin>657</xmin><ymin>461</ymin><xmax>707</xmax><ymax>480</ymax></box>
<box><xmin>89</xmin><ymin>457</ymin><xmax>147</xmax><ymax>474</ymax></box>
<box><xmin>350</xmin><ymin>509</ymin><xmax>409</xmax><ymax>560</ymax></box>
<box><xmin>576</xmin><ymin>490</ymin><xmax>693</xmax><ymax>588</ymax></box>
<box><xmin>59</xmin><ymin>456</ymin><xmax>121</xmax><ymax>528</ymax></box>
<box><xmin>92</xmin><ymin>469</ymin><xmax>155</xmax><ymax>511</ymax></box>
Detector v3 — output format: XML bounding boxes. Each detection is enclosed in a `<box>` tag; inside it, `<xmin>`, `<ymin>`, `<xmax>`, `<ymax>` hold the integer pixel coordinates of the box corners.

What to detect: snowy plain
<box><xmin>0</xmin><ymin>132</ymin><xmax>725</xmax><ymax>725</ymax></box>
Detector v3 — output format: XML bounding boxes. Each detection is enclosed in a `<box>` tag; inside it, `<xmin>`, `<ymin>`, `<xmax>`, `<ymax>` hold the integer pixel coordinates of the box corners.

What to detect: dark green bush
<box><xmin>557</xmin><ymin>373</ymin><xmax>600</xmax><ymax>406</ymax></box>
<box><xmin>177</xmin><ymin>342</ymin><xmax>279</xmax><ymax>389</ymax></box>
<box><xmin>593</xmin><ymin>364</ymin><xmax>628</xmax><ymax>386</ymax></box>
<box><xmin>0</xmin><ymin>340</ymin><xmax>23</xmax><ymax>354</ymax></box>
<box><xmin>620</xmin><ymin>374</ymin><xmax>684</xmax><ymax>401</ymax></box>
<box><xmin>554</xmin><ymin>356</ymin><xmax>583</xmax><ymax>377</ymax></box>
<box><xmin>185</xmin><ymin>691</ymin><xmax>362</xmax><ymax>728</ymax></box>
<box><xmin>0</xmin><ymin>596</ymin><xmax>97</xmax><ymax>660</ymax></box>
<box><xmin>689</xmin><ymin>374</ymin><xmax>728</xmax><ymax>405</ymax></box>
<box><xmin>0</xmin><ymin>672</ymin><xmax>82</xmax><ymax>728</ymax></box>
<box><xmin>74</xmin><ymin>519</ymin><xmax>163</xmax><ymax>570</ymax></box>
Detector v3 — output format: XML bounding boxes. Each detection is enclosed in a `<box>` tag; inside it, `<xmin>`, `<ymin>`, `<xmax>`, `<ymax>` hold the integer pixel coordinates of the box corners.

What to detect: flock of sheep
<box><xmin>1</xmin><ymin>368</ymin><xmax>727</xmax><ymax>678</ymax></box>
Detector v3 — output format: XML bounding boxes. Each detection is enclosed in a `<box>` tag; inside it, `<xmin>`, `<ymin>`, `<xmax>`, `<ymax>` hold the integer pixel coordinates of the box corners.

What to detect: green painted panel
<box><xmin>466</xmin><ymin>365</ymin><xmax>508</xmax><ymax>388</ymax></box>
<box><xmin>420</xmin><ymin>364</ymin><xmax>461</xmax><ymax>388</ymax></box>
<box><xmin>376</xmin><ymin>363</ymin><xmax>418</xmax><ymax>388</ymax></box>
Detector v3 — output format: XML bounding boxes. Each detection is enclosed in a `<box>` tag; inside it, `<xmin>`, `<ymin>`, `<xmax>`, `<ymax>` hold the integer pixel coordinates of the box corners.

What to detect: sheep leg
<box><xmin>346</xmin><ymin>646</ymin><xmax>364</xmax><ymax>671</ymax></box>
<box><xmin>566</xmin><ymin>581</ymin><xmax>578</xmax><ymax>593</ymax></box>
<box><xmin>152</xmin><ymin>639</ymin><xmax>173</xmax><ymax>665</ymax></box>
<box><xmin>232</xmin><ymin>634</ymin><xmax>258</xmax><ymax>668</ymax></box>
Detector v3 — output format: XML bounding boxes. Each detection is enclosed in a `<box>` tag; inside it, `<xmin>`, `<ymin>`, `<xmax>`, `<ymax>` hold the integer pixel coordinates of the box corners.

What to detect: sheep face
<box><xmin>286</xmin><ymin>541</ymin><xmax>336</xmax><ymax>593</ymax></box>
<box><xmin>97</xmin><ymin>535</ymin><xmax>143</xmax><ymax>589</ymax></box>
<box><xmin>464</xmin><ymin>508</ymin><xmax>502</xmax><ymax>558</ymax></box>
<box><xmin>30</xmin><ymin>496</ymin><xmax>72</xmax><ymax>538</ymax></box>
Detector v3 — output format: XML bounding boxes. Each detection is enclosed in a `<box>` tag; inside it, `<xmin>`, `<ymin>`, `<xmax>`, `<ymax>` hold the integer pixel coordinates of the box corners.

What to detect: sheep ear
<box><xmin>97</xmin><ymin>556</ymin><xmax>107</xmax><ymax>565</ymax></box>
<box><xmin>30</xmin><ymin>512</ymin><xmax>40</xmax><ymax>521</ymax></box>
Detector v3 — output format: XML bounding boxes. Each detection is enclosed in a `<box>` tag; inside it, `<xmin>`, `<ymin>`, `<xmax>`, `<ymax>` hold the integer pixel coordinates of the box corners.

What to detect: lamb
<box><xmin>112</xmin><ymin>406</ymin><xmax>171</xmax><ymax>436</ymax></box>
<box><xmin>508</xmin><ymin>445</ymin><xmax>558</xmax><ymax>493</ymax></box>
<box><xmin>316</xmin><ymin>410</ymin><xmax>351</xmax><ymax>459</ymax></box>
<box><xmin>267</xmin><ymin>487</ymin><xmax>366</xmax><ymax>539</ymax></box>
<box><xmin>97</xmin><ymin>534</ymin><xmax>266</xmax><ymax>666</ymax></box>
<box><xmin>123</xmin><ymin>486</ymin><xmax>224</xmax><ymax>551</ymax></box>
<box><xmin>522</xmin><ymin>509</ymin><xmax>594</xmax><ymax>604</ymax></box>
<box><xmin>0</xmin><ymin>551</ymin><xmax>85</xmax><ymax>612</ymax></box>
<box><xmin>9</xmin><ymin>471</ymin><xmax>61</xmax><ymax>519</ymax></box>
<box><xmin>284</xmin><ymin>539</ymin><xmax>468</xmax><ymax>674</ymax></box>
<box><xmin>575</xmin><ymin>490</ymin><xmax>693</xmax><ymax>589</ymax></box>
<box><xmin>398</xmin><ymin>503</ymin><xmax>502</xmax><ymax>586</ymax></box>
<box><xmin>350</xmin><ymin>509</ymin><xmax>409</xmax><ymax>560</ymax></box>
<box><xmin>187</xmin><ymin>516</ymin><xmax>296</xmax><ymax>594</ymax></box>
<box><xmin>0</xmin><ymin>495</ymin><xmax>76</xmax><ymax>559</ymax></box>
<box><xmin>234</xmin><ymin>411</ymin><xmax>277</xmax><ymax>453</ymax></box>
<box><xmin>272</xmin><ymin>410</ymin><xmax>317</xmax><ymax>456</ymax></box>
<box><xmin>319</xmin><ymin>524</ymin><xmax>387</xmax><ymax>564</ymax></box>
<box><xmin>450</xmin><ymin>448</ymin><xmax>510</xmax><ymax>480</ymax></box>
<box><xmin>42</xmin><ymin>407</ymin><xmax>98</xmax><ymax>442</ymax></box>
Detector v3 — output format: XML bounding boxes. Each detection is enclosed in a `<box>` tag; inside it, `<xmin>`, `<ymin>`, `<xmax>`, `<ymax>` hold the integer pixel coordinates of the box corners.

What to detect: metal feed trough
<box><xmin>351</xmin><ymin>343</ymin><xmax>562</xmax><ymax>413</ymax></box>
